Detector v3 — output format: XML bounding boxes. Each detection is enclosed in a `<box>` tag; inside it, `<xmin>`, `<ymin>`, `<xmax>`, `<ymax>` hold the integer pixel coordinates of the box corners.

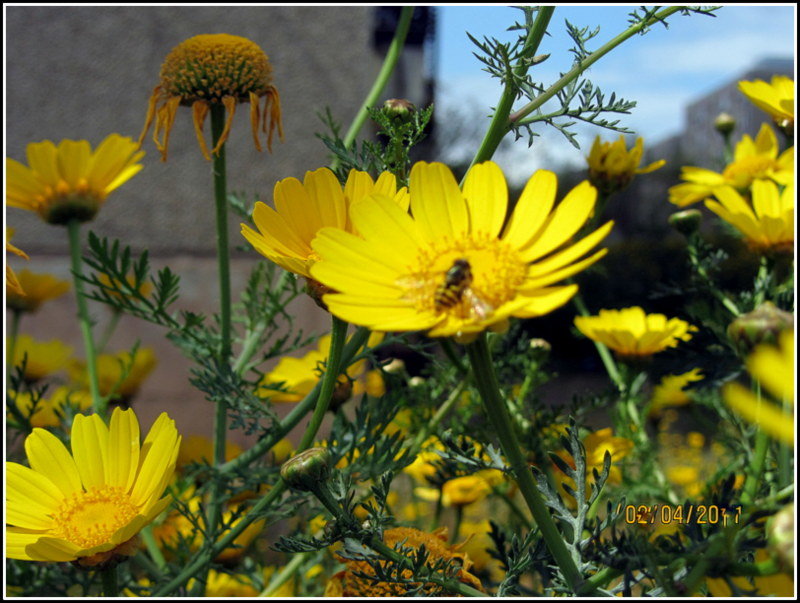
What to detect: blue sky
<box><xmin>434</xmin><ymin>5</ymin><xmax>795</xmax><ymax>181</ymax></box>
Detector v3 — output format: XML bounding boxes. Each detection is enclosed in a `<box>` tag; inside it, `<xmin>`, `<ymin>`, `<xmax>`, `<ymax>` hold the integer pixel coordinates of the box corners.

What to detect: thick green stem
<box><xmin>67</xmin><ymin>219</ymin><xmax>103</xmax><ymax>415</ymax></box>
<box><xmin>100</xmin><ymin>564</ymin><xmax>118</xmax><ymax>596</ymax></box>
<box><xmin>331</xmin><ymin>6</ymin><xmax>414</xmax><ymax>172</ymax></box>
<box><xmin>468</xmin><ymin>7</ymin><xmax>554</xmax><ymax>170</ymax></box>
<box><xmin>465</xmin><ymin>334</ymin><xmax>586</xmax><ymax>593</ymax></box>
<box><xmin>297</xmin><ymin>316</ymin><xmax>348</xmax><ymax>451</ymax></box>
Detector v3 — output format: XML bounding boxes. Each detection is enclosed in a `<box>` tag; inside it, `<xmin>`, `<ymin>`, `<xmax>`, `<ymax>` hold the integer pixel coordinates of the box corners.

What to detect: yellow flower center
<box><xmin>400</xmin><ymin>234</ymin><xmax>525</xmax><ymax>319</ymax></box>
<box><xmin>52</xmin><ymin>486</ymin><xmax>139</xmax><ymax>549</ymax></box>
<box><xmin>159</xmin><ymin>33</ymin><xmax>273</xmax><ymax>104</ymax></box>
<box><xmin>722</xmin><ymin>156</ymin><xmax>777</xmax><ymax>189</ymax></box>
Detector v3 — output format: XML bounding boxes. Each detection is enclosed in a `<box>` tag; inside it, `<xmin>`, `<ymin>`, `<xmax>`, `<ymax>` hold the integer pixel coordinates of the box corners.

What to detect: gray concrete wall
<box><xmin>5</xmin><ymin>6</ymin><xmax>386</xmax><ymax>441</ymax></box>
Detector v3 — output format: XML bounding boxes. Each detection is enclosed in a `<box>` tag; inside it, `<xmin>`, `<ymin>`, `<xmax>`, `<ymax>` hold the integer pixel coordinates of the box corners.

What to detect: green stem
<box><xmin>468</xmin><ymin>7</ymin><xmax>555</xmax><ymax>169</ymax></box>
<box><xmin>67</xmin><ymin>219</ymin><xmax>104</xmax><ymax>415</ymax></box>
<box><xmin>100</xmin><ymin>564</ymin><xmax>118</xmax><ymax>596</ymax></box>
<box><xmin>511</xmin><ymin>7</ymin><xmax>685</xmax><ymax>128</ymax></box>
<box><xmin>261</xmin><ymin>551</ymin><xmax>309</xmax><ymax>596</ymax></box>
<box><xmin>465</xmin><ymin>334</ymin><xmax>586</xmax><ymax>594</ymax></box>
<box><xmin>331</xmin><ymin>6</ymin><xmax>414</xmax><ymax>172</ymax></box>
<box><xmin>96</xmin><ymin>308</ymin><xmax>122</xmax><ymax>354</ymax></box>
<box><xmin>296</xmin><ymin>316</ymin><xmax>348</xmax><ymax>451</ymax></box>
<box><xmin>140</xmin><ymin>524</ymin><xmax>166</xmax><ymax>570</ymax></box>
<box><xmin>577</xmin><ymin>567</ymin><xmax>623</xmax><ymax>595</ymax></box>
<box><xmin>572</xmin><ymin>291</ymin><xmax>624</xmax><ymax>390</ymax></box>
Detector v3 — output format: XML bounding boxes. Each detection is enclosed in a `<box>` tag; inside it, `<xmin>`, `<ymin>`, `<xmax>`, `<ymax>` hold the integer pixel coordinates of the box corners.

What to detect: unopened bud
<box><xmin>382</xmin><ymin>358</ymin><xmax>406</xmax><ymax>374</ymax></box>
<box><xmin>767</xmin><ymin>502</ymin><xmax>794</xmax><ymax>573</ymax></box>
<box><xmin>383</xmin><ymin>98</ymin><xmax>415</xmax><ymax>122</ymax></box>
<box><xmin>713</xmin><ymin>112</ymin><xmax>736</xmax><ymax>136</ymax></box>
<box><xmin>408</xmin><ymin>376</ymin><xmax>426</xmax><ymax>388</ymax></box>
<box><xmin>668</xmin><ymin>209</ymin><xmax>702</xmax><ymax>236</ymax></box>
<box><xmin>726</xmin><ymin>302</ymin><xmax>794</xmax><ymax>355</ymax></box>
<box><xmin>280</xmin><ymin>447</ymin><xmax>332</xmax><ymax>492</ymax></box>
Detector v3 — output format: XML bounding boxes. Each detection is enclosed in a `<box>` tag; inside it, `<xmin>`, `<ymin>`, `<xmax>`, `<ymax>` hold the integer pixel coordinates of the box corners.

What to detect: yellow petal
<box><xmin>501</xmin><ymin>169</ymin><xmax>557</xmax><ymax>250</ymax></box>
<box><xmin>71</xmin><ymin>413</ymin><xmax>109</xmax><ymax>489</ymax></box>
<box><xmin>106</xmin><ymin>407</ymin><xmax>141</xmax><ymax>492</ymax></box>
<box><xmin>6</xmin><ymin>462</ymin><xmax>61</xmax><ymax>529</ymax></box>
<box><xmin>409</xmin><ymin>161</ymin><xmax>468</xmax><ymax>240</ymax></box>
<box><xmin>23</xmin><ymin>427</ymin><xmax>82</xmax><ymax>498</ymax></box>
<box><xmin>462</xmin><ymin>161</ymin><xmax>508</xmax><ymax>237</ymax></box>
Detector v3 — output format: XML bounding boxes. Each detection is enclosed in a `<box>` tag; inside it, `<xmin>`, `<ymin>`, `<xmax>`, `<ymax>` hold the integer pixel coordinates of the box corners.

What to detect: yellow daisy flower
<box><xmin>6</xmin><ymin>227</ymin><xmax>29</xmax><ymax>297</ymax></box>
<box><xmin>6</xmin><ymin>407</ymin><xmax>181</xmax><ymax>564</ymax></box>
<box><xmin>69</xmin><ymin>348</ymin><xmax>157</xmax><ymax>405</ymax></box>
<box><xmin>8</xmin><ymin>387</ymin><xmax>92</xmax><ymax>428</ymax></box>
<box><xmin>7</xmin><ymin>334</ymin><xmax>74</xmax><ymax>382</ymax></box>
<box><xmin>649</xmin><ymin>368</ymin><xmax>704</xmax><ymax>417</ymax></box>
<box><xmin>96</xmin><ymin>271</ymin><xmax>153</xmax><ymax>301</ymax></box>
<box><xmin>325</xmin><ymin>527</ymin><xmax>484</xmax><ymax>596</ymax></box>
<box><xmin>440</xmin><ymin>469</ymin><xmax>504</xmax><ymax>507</ymax></box>
<box><xmin>668</xmin><ymin>123</ymin><xmax>794</xmax><ymax>207</ymax></box>
<box><xmin>6</xmin><ymin>134</ymin><xmax>144</xmax><ymax>224</ymax></box>
<box><xmin>587</xmin><ymin>135</ymin><xmax>665</xmax><ymax>195</ymax></box>
<box><xmin>738</xmin><ymin>75</ymin><xmax>794</xmax><ymax>132</ymax></box>
<box><xmin>723</xmin><ymin>330</ymin><xmax>794</xmax><ymax>444</ymax></box>
<box><xmin>310</xmin><ymin>161</ymin><xmax>613</xmax><ymax>339</ymax></box>
<box><xmin>139</xmin><ymin>33</ymin><xmax>283</xmax><ymax>161</ymax></box>
<box><xmin>242</xmin><ymin>167</ymin><xmax>409</xmax><ymax>280</ymax></box>
<box><xmin>574</xmin><ymin>306</ymin><xmax>697</xmax><ymax>359</ymax></box>
<box><xmin>705</xmin><ymin>179</ymin><xmax>794</xmax><ymax>255</ymax></box>
<box><xmin>6</xmin><ymin>269</ymin><xmax>70</xmax><ymax>313</ymax></box>
<box><xmin>554</xmin><ymin>428</ymin><xmax>634</xmax><ymax>499</ymax></box>
<box><xmin>258</xmin><ymin>331</ymin><xmax>385</xmax><ymax>403</ymax></box>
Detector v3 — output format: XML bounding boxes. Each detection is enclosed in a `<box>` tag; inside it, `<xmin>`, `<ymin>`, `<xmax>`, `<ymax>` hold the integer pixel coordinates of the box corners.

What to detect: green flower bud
<box><xmin>280</xmin><ymin>447</ymin><xmax>332</xmax><ymax>492</ymax></box>
<box><xmin>668</xmin><ymin>209</ymin><xmax>703</xmax><ymax>236</ymax></box>
<box><xmin>727</xmin><ymin>302</ymin><xmax>794</xmax><ymax>355</ymax></box>
<box><xmin>713</xmin><ymin>112</ymin><xmax>736</xmax><ymax>136</ymax></box>
<box><xmin>383</xmin><ymin>98</ymin><xmax>415</xmax><ymax>122</ymax></box>
<box><xmin>767</xmin><ymin>502</ymin><xmax>794</xmax><ymax>573</ymax></box>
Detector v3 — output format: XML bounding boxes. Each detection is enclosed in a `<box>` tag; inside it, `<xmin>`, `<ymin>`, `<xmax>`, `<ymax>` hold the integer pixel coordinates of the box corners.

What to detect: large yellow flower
<box><xmin>668</xmin><ymin>124</ymin><xmax>794</xmax><ymax>207</ymax></box>
<box><xmin>6</xmin><ymin>407</ymin><xmax>181</xmax><ymax>564</ymax></box>
<box><xmin>738</xmin><ymin>75</ymin><xmax>794</xmax><ymax>132</ymax></box>
<box><xmin>574</xmin><ymin>307</ymin><xmax>697</xmax><ymax>359</ymax></box>
<box><xmin>705</xmin><ymin>179</ymin><xmax>794</xmax><ymax>255</ymax></box>
<box><xmin>6</xmin><ymin>269</ymin><xmax>70</xmax><ymax>313</ymax></box>
<box><xmin>6</xmin><ymin>135</ymin><xmax>144</xmax><ymax>224</ymax></box>
<box><xmin>310</xmin><ymin>161</ymin><xmax>613</xmax><ymax>339</ymax></box>
<box><xmin>242</xmin><ymin>168</ymin><xmax>409</xmax><ymax>280</ymax></box>
<box><xmin>587</xmin><ymin>135</ymin><xmax>665</xmax><ymax>195</ymax></box>
<box><xmin>723</xmin><ymin>329</ymin><xmax>794</xmax><ymax>444</ymax></box>
<box><xmin>139</xmin><ymin>33</ymin><xmax>283</xmax><ymax>161</ymax></box>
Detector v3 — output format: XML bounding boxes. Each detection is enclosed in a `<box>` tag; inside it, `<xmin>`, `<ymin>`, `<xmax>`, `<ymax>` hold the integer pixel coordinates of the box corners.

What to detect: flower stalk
<box><xmin>465</xmin><ymin>333</ymin><xmax>586</xmax><ymax>593</ymax></box>
<box><xmin>67</xmin><ymin>219</ymin><xmax>103</xmax><ymax>415</ymax></box>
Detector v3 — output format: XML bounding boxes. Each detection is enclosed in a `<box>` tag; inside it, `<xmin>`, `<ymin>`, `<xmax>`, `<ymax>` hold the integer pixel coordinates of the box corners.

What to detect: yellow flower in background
<box><xmin>258</xmin><ymin>331</ymin><xmax>385</xmax><ymax>403</ymax></box>
<box><xmin>440</xmin><ymin>469</ymin><xmax>504</xmax><ymax>507</ymax></box>
<box><xmin>176</xmin><ymin>435</ymin><xmax>243</xmax><ymax>470</ymax></box>
<box><xmin>325</xmin><ymin>527</ymin><xmax>483</xmax><ymax>596</ymax></box>
<box><xmin>403</xmin><ymin>436</ymin><xmax>445</xmax><ymax>483</ymax></box>
<box><xmin>6</xmin><ymin>135</ymin><xmax>144</xmax><ymax>224</ymax></box>
<box><xmin>188</xmin><ymin>570</ymin><xmax>259</xmax><ymax>597</ymax></box>
<box><xmin>574</xmin><ymin>306</ymin><xmax>697</xmax><ymax>359</ymax></box>
<box><xmin>311</xmin><ymin>161</ymin><xmax>613</xmax><ymax>339</ymax></box>
<box><xmin>6</xmin><ymin>228</ymin><xmax>29</xmax><ymax>297</ymax></box>
<box><xmin>706</xmin><ymin>549</ymin><xmax>794</xmax><ymax>596</ymax></box>
<box><xmin>587</xmin><ymin>135</ymin><xmax>665</xmax><ymax>195</ymax></box>
<box><xmin>668</xmin><ymin>124</ymin><xmax>794</xmax><ymax>208</ymax></box>
<box><xmin>96</xmin><ymin>272</ymin><xmax>153</xmax><ymax>301</ymax></box>
<box><xmin>6</xmin><ymin>407</ymin><xmax>181</xmax><ymax>564</ymax></box>
<box><xmin>582</xmin><ymin>428</ymin><xmax>634</xmax><ymax>485</ymax></box>
<box><xmin>140</xmin><ymin>33</ymin><xmax>283</xmax><ymax>161</ymax></box>
<box><xmin>649</xmin><ymin>368</ymin><xmax>704</xmax><ymax>418</ymax></box>
<box><xmin>705</xmin><ymin>180</ymin><xmax>794</xmax><ymax>255</ymax></box>
<box><xmin>242</xmin><ymin>167</ymin><xmax>409</xmax><ymax>280</ymax></box>
<box><xmin>723</xmin><ymin>330</ymin><xmax>794</xmax><ymax>444</ymax></box>
<box><xmin>6</xmin><ymin>269</ymin><xmax>70</xmax><ymax>313</ymax></box>
<box><xmin>7</xmin><ymin>334</ymin><xmax>73</xmax><ymax>382</ymax></box>
<box><xmin>69</xmin><ymin>348</ymin><xmax>156</xmax><ymax>405</ymax></box>
<box><xmin>739</xmin><ymin>75</ymin><xmax>794</xmax><ymax>131</ymax></box>
<box><xmin>8</xmin><ymin>387</ymin><xmax>92</xmax><ymax>428</ymax></box>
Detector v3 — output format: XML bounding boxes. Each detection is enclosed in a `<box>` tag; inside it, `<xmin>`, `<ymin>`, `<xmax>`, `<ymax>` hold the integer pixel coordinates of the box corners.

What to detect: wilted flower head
<box><xmin>6</xmin><ymin>135</ymin><xmax>144</xmax><ymax>225</ymax></box>
<box><xmin>140</xmin><ymin>33</ymin><xmax>283</xmax><ymax>161</ymax></box>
